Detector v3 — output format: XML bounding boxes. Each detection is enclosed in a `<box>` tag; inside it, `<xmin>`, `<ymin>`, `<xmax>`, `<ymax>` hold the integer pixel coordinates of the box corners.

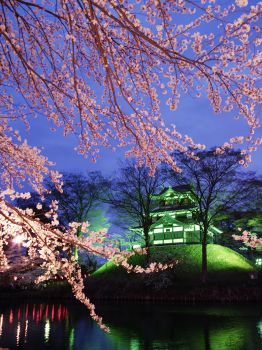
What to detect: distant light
<box><xmin>12</xmin><ymin>235</ymin><xmax>24</xmax><ymax>245</ymax></box>
<box><xmin>255</xmin><ymin>258</ymin><xmax>262</xmax><ymax>266</ymax></box>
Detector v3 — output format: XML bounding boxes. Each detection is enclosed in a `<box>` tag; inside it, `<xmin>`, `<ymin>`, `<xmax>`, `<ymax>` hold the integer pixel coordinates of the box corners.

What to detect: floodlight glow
<box><xmin>255</xmin><ymin>258</ymin><xmax>262</xmax><ymax>266</ymax></box>
<box><xmin>12</xmin><ymin>235</ymin><xmax>24</xmax><ymax>245</ymax></box>
<box><xmin>133</xmin><ymin>244</ymin><xmax>141</xmax><ymax>249</ymax></box>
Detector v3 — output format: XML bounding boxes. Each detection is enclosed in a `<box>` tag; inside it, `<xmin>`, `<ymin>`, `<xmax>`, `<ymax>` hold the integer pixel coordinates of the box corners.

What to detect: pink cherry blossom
<box><xmin>0</xmin><ymin>0</ymin><xmax>261</xmax><ymax>332</ymax></box>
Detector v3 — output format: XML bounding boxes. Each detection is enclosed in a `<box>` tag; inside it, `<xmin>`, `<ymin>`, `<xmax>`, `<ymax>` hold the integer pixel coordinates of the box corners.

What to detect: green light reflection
<box><xmin>69</xmin><ymin>328</ymin><xmax>75</xmax><ymax>350</ymax></box>
<box><xmin>257</xmin><ymin>320</ymin><xmax>262</xmax><ymax>338</ymax></box>
<box><xmin>130</xmin><ymin>338</ymin><xmax>140</xmax><ymax>350</ymax></box>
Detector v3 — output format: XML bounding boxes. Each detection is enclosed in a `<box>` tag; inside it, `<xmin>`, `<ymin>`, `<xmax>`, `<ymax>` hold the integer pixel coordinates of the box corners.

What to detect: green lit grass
<box><xmin>92</xmin><ymin>244</ymin><xmax>255</xmax><ymax>283</ymax></box>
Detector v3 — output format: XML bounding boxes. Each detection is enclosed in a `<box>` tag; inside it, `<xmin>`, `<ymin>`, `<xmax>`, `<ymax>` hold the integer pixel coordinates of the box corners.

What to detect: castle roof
<box><xmin>151</xmin><ymin>185</ymin><xmax>195</xmax><ymax>201</ymax></box>
<box><xmin>156</xmin><ymin>185</ymin><xmax>192</xmax><ymax>196</ymax></box>
<box><xmin>151</xmin><ymin>204</ymin><xmax>196</xmax><ymax>214</ymax></box>
<box><xmin>149</xmin><ymin>214</ymin><xmax>185</xmax><ymax>230</ymax></box>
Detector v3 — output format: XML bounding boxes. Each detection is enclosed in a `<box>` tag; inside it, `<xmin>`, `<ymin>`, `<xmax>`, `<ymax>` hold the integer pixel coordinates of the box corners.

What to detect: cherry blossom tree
<box><xmin>0</xmin><ymin>0</ymin><xmax>261</xmax><ymax>331</ymax></box>
<box><xmin>0</xmin><ymin>0</ymin><xmax>261</xmax><ymax>173</ymax></box>
<box><xmin>233</xmin><ymin>230</ymin><xmax>262</xmax><ymax>249</ymax></box>
<box><xmin>0</xmin><ymin>190</ymin><xmax>174</xmax><ymax>332</ymax></box>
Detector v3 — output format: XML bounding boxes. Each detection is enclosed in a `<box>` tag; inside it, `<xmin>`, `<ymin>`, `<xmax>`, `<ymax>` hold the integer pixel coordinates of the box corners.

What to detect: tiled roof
<box><xmin>151</xmin><ymin>205</ymin><xmax>196</xmax><ymax>213</ymax></box>
<box><xmin>150</xmin><ymin>214</ymin><xmax>185</xmax><ymax>230</ymax></box>
<box><xmin>155</xmin><ymin>184</ymin><xmax>192</xmax><ymax>196</ymax></box>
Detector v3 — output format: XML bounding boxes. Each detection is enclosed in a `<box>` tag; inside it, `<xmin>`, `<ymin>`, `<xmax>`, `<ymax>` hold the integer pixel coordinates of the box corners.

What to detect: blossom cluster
<box><xmin>233</xmin><ymin>229</ymin><xmax>262</xmax><ymax>249</ymax></box>
<box><xmin>0</xmin><ymin>193</ymin><xmax>175</xmax><ymax>331</ymax></box>
<box><xmin>0</xmin><ymin>0</ymin><xmax>260</xmax><ymax>176</ymax></box>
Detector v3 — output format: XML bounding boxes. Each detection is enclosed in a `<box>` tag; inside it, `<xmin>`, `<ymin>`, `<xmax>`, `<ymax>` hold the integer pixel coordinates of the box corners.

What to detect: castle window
<box><xmin>154</xmin><ymin>232</ymin><xmax>164</xmax><ymax>240</ymax></box>
<box><xmin>174</xmin><ymin>231</ymin><xmax>183</xmax><ymax>239</ymax></box>
<box><xmin>165</xmin><ymin>232</ymin><xmax>173</xmax><ymax>240</ymax></box>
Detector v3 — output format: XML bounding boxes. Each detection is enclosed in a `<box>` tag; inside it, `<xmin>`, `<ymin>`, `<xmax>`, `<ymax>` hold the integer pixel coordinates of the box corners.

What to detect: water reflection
<box><xmin>16</xmin><ymin>322</ymin><xmax>20</xmax><ymax>347</ymax></box>
<box><xmin>69</xmin><ymin>328</ymin><xmax>74</xmax><ymax>350</ymax></box>
<box><xmin>24</xmin><ymin>319</ymin><xmax>28</xmax><ymax>343</ymax></box>
<box><xmin>98</xmin><ymin>303</ymin><xmax>262</xmax><ymax>350</ymax></box>
<box><xmin>44</xmin><ymin>319</ymin><xmax>50</xmax><ymax>343</ymax></box>
<box><xmin>0</xmin><ymin>302</ymin><xmax>71</xmax><ymax>349</ymax></box>
<box><xmin>0</xmin><ymin>301</ymin><xmax>261</xmax><ymax>350</ymax></box>
<box><xmin>258</xmin><ymin>320</ymin><xmax>262</xmax><ymax>338</ymax></box>
<box><xmin>0</xmin><ymin>314</ymin><xmax>3</xmax><ymax>337</ymax></box>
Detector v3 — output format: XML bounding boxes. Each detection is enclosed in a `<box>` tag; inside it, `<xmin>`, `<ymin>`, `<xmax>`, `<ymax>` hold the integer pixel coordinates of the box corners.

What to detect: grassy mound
<box><xmin>92</xmin><ymin>244</ymin><xmax>255</xmax><ymax>284</ymax></box>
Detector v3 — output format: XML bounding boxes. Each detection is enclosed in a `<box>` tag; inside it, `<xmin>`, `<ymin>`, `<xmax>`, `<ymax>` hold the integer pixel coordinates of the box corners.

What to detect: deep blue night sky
<box><xmin>18</xmin><ymin>92</ymin><xmax>262</xmax><ymax>177</ymax></box>
<box><xmin>10</xmin><ymin>0</ymin><xmax>261</xmax><ymax>179</ymax></box>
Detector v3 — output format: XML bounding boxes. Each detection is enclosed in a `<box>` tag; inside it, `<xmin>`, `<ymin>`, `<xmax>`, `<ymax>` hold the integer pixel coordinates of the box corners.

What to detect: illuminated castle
<box><xmin>134</xmin><ymin>186</ymin><xmax>222</xmax><ymax>246</ymax></box>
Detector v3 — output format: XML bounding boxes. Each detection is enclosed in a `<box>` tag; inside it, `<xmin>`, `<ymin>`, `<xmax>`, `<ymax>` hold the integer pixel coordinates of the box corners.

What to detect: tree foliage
<box><xmin>46</xmin><ymin>171</ymin><xmax>109</xmax><ymax>227</ymax></box>
<box><xmin>167</xmin><ymin>148</ymin><xmax>259</xmax><ymax>282</ymax></box>
<box><xmin>106</xmin><ymin>160</ymin><xmax>165</xmax><ymax>250</ymax></box>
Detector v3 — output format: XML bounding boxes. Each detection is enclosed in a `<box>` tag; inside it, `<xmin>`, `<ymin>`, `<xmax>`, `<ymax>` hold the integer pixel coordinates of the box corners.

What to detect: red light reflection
<box><xmin>25</xmin><ymin>304</ymin><xmax>28</xmax><ymax>319</ymax></box>
<box><xmin>51</xmin><ymin>305</ymin><xmax>55</xmax><ymax>321</ymax></box>
<box><xmin>9</xmin><ymin>309</ymin><xmax>13</xmax><ymax>324</ymax></box>
<box><xmin>4</xmin><ymin>304</ymin><xmax>68</xmax><ymax>326</ymax></box>
<box><xmin>45</xmin><ymin>305</ymin><xmax>49</xmax><ymax>319</ymax></box>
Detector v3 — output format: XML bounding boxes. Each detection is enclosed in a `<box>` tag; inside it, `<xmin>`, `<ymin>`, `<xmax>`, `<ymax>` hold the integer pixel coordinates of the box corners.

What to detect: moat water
<box><xmin>0</xmin><ymin>300</ymin><xmax>261</xmax><ymax>349</ymax></box>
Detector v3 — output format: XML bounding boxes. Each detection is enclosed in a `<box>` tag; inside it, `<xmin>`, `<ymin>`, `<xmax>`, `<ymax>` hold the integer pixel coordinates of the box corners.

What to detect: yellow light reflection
<box><xmin>44</xmin><ymin>319</ymin><xmax>50</xmax><ymax>343</ymax></box>
<box><xmin>16</xmin><ymin>322</ymin><xmax>21</xmax><ymax>346</ymax></box>
<box><xmin>0</xmin><ymin>314</ymin><xmax>3</xmax><ymax>337</ymax></box>
<box><xmin>24</xmin><ymin>320</ymin><xmax>28</xmax><ymax>344</ymax></box>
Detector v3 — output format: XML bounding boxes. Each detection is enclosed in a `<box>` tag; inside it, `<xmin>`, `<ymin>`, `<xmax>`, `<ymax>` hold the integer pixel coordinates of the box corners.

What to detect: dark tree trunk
<box><xmin>201</xmin><ymin>226</ymin><xmax>208</xmax><ymax>284</ymax></box>
<box><xmin>203</xmin><ymin>320</ymin><xmax>211</xmax><ymax>350</ymax></box>
<box><xmin>74</xmin><ymin>226</ymin><xmax>82</xmax><ymax>261</ymax></box>
<box><xmin>144</xmin><ymin>227</ymin><xmax>151</xmax><ymax>262</ymax></box>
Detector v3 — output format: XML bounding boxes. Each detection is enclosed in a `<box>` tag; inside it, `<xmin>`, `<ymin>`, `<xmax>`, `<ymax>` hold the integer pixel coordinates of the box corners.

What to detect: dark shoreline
<box><xmin>0</xmin><ymin>284</ymin><xmax>261</xmax><ymax>303</ymax></box>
